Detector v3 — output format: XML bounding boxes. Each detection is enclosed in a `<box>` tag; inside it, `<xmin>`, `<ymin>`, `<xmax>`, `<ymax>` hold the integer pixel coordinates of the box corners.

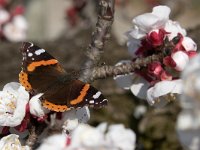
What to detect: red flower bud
<box><xmin>0</xmin><ymin>0</ymin><xmax>7</xmax><ymax>7</ymax></box>
<box><xmin>163</xmin><ymin>56</ymin><xmax>176</xmax><ymax>68</ymax></box>
<box><xmin>148</xmin><ymin>61</ymin><xmax>163</xmax><ymax>77</ymax></box>
<box><xmin>66</xmin><ymin>136</ymin><xmax>71</xmax><ymax>146</ymax></box>
<box><xmin>66</xmin><ymin>7</ymin><xmax>78</xmax><ymax>26</ymax></box>
<box><xmin>187</xmin><ymin>51</ymin><xmax>197</xmax><ymax>58</ymax></box>
<box><xmin>160</xmin><ymin>71</ymin><xmax>172</xmax><ymax>81</ymax></box>
<box><xmin>147</xmin><ymin>29</ymin><xmax>167</xmax><ymax>47</ymax></box>
<box><xmin>12</xmin><ymin>5</ymin><xmax>25</xmax><ymax>16</ymax></box>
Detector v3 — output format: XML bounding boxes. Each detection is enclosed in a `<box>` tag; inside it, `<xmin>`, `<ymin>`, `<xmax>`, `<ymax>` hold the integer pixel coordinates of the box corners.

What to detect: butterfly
<box><xmin>19</xmin><ymin>42</ymin><xmax>108</xmax><ymax>112</ymax></box>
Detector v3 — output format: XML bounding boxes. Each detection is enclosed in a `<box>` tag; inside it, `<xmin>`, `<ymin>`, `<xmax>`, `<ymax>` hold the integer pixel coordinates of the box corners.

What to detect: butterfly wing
<box><xmin>19</xmin><ymin>42</ymin><xmax>66</xmax><ymax>93</ymax></box>
<box><xmin>42</xmin><ymin>80</ymin><xmax>108</xmax><ymax>112</ymax></box>
<box><xmin>19</xmin><ymin>42</ymin><xmax>107</xmax><ymax>112</ymax></box>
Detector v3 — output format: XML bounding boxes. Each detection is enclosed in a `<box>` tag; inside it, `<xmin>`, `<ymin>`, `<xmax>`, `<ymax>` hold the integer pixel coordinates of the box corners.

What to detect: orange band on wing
<box><xmin>27</xmin><ymin>59</ymin><xmax>58</xmax><ymax>72</ymax></box>
<box><xmin>19</xmin><ymin>71</ymin><xmax>32</xmax><ymax>91</ymax></box>
<box><xmin>70</xmin><ymin>84</ymin><xmax>90</xmax><ymax>105</ymax></box>
<box><xmin>43</xmin><ymin>100</ymin><xmax>70</xmax><ymax>112</ymax></box>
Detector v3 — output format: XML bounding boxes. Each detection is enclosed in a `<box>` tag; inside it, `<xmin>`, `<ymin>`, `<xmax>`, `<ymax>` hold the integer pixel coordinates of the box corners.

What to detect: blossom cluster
<box><xmin>115</xmin><ymin>5</ymin><xmax>197</xmax><ymax>107</ymax></box>
<box><xmin>0</xmin><ymin>1</ymin><xmax>27</xmax><ymax>42</ymax></box>
<box><xmin>0</xmin><ymin>134</ymin><xmax>30</xmax><ymax>150</ymax></box>
<box><xmin>38</xmin><ymin>123</ymin><xmax>136</xmax><ymax>150</ymax></box>
<box><xmin>0</xmin><ymin>82</ymin><xmax>90</xmax><ymax>138</ymax></box>
<box><xmin>0</xmin><ymin>123</ymin><xmax>136</xmax><ymax>150</ymax></box>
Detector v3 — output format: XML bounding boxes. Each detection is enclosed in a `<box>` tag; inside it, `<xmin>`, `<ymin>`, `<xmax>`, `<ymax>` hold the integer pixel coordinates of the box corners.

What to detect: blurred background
<box><xmin>1</xmin><ymin>0</ymin><xmax>200</xmax><ymax>149</ymax></box>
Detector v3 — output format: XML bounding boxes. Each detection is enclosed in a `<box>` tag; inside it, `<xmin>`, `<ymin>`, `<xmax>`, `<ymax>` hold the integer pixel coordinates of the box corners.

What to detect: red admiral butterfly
<box><xmin>19</xmin><ymin>42</ymin><xmax>107</xmax><ymax>112</ymax></box>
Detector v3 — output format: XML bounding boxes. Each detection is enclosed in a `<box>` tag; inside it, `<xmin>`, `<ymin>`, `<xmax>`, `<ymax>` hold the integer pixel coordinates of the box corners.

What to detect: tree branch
<box><xmin>26</xmin><ymin>120</ymin><xmax>47</xmax><ymax>149</ymax></box>
<box><xmin>80</xmin><ymin>0</ymin><xmax>115</xmax><ymax>82</ymax></box>
<box><xmin>90</xmin><ymin>53</ymin><xmax>163</xmax><ymax>81</ymax></box>
<box><xmin>26</xmin><ymin>126</ymin><xmax>37</xmax><ymax>149</ymax></box>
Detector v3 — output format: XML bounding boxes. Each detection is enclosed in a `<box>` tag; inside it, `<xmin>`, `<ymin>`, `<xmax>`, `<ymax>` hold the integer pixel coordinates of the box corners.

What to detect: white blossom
<box><xmin>3</xmin><ymin>15</ymin><xmax>28</xmax><ymax>42</ymax></box>
<box><xmin>134</xmin><ymin>105</ymin><xmax>147</xmax><ymax>118</ymax></box>
<box><xmin>0</xmin><ymin>8</ymin><xmax>9</xmax><ymax>26</ymax></box>
<box><xmin>68</xmin><ymin>124</ymin><xmax>105</xmax><ymax>149</ymax></box>
<box><xmin>0</xmin><ymin>82</ymin><xmax>29</xmax><ymax>127</ymax></box>
<box><xmin>133</xmin><ymin>5</ymin><xmax>170</xmax><ymax>33</ymax></box>
<box><xmin>0</xmin><ymin>134</ymin><xmax>30</xmax><ymax>150</ymax></box>
<box><xmin>29</xmin><ymin>93</ymin><xmax>49</xmax><ymax>117</ymax></box>
<box><xmin>105</xmin><ymin>124</ymin><xmax>136</xmax><ymax>150</ymax></box>
<box><xmin>38</xmin><ymin>123</ymin><xmax>136</xmax><ymax>150</ymax></box>
<box><xmin>37</xmin><ymin>134</ymin><xmax>68</xmax><ymax>150</ymax></box>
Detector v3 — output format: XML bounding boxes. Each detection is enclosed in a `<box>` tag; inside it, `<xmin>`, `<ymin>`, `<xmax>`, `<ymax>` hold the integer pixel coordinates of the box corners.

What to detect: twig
<box><xmin>90</xmin><ymin>53</ymin><xmax>163</xmax><ymax>81</ymax></box>
<box><xmin>26</xmin><ymin>126</ymin><xmax>37</xmax><ymax>149</ymax></box>
<box><xmin>80</xmin><ymin>0</ymin><xmax>115</xmax><ymax>82</ymax></box>
<box><xmin>25</xmin><ymin>120</ymin><xmax>47</xmax><ymax>149</ymax></box>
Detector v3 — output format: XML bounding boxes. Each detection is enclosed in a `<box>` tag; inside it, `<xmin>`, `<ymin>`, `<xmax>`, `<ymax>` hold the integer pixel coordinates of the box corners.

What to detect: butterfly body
<box><xmin>19</xmin><ymin>42</ymin><xmax>107</xmax><ymax>112</ymax></box>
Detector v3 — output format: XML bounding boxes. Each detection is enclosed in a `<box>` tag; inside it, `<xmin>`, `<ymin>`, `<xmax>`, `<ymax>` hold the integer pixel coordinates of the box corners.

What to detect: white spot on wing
<box><xmin>35</xmin><ymin>49</ymin><xmax>45</xmax><ymax>55</ymax></box>
<box><xmin>89</xmin><ymin>100</ymin><xmax>94</xmax><ymax>104</ymax></box>
<box><xmin>28</xmin><ymin>53</ymin><xmax>33</xmax><ymax>57</ymax></box>
<box><xmin>93</xmin><ymin>91</ymin><xmax>101</xmax><ymax>99</ymax></box>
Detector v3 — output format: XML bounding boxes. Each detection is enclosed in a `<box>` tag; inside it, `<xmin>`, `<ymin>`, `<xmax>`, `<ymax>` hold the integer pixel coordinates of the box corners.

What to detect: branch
<box><xmin>90</xmin><ymin>53</ymin><xmax>163</xmax><ymax>81</ymax></box>
<box><xmin>80</xmin><ymin>0</ymin><xmax>115</xmax><ymax>82</ymax></box>
<box><xmin>25</xmin><ymin>120</ymin><xmax>47</xmax><ymax>149</ymax></box>
<box><xmin>26</xmin><ymin>126</ymin><xmax>37</xmax><ymax>149</ymax></box>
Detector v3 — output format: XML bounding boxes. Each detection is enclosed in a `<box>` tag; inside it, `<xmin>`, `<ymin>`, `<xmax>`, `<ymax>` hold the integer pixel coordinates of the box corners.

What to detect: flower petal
<box><xmin>96</xmin><ymin>122</ymin><xmax>107</xmax><ymax>133</ymax></box>
<box><xmin>37</xmin><ymin>134</ymin><xmax>68</xmax><ymax>150</ymax></box>
<box><xmin>147</xmin><ymin>79</ymin><xmax>182</xmax><ymax>106</ymax></box>
<box><xmin>62</xmin><ymin>118</ymin><xmax>79</xmax><ymax>132</ymax></box>
<box><xmin>114</xmin><ymin>60</ymin><xmax>134</xmax><ymax>90</ymax></box>
<box><xmin>106</xmin><ymin>124</ymin><xmax>136</xmax><ymax>150</ymax></box>
<box><xmin>29</xmin><ymin>93</ymin><xmax>49</xmax><ymax>117</ymax></box>
<box><xmin>69</xmin><ymin>124</ymin><xmax>104</xmax><ymax>148</ymax></box>
<box><xmin>182</xmin><ymin>37</ymin><xmax>197</xmax><ymax>51</ymax></box>
<box><xmin>133</xmin><ymin>13</ymin><xmax>161</xmax><ymax>33</ymax></box>
<box><xmin>133</xmin><ymin>5</ymin><xmax>170</xmax><ymax>33</ymax></box>
<box><xmin>130</xmin><ymin>76</ymin><xmax>150</xmax><ymax>99</ymax></box>
<box><xmin>127</xmin><ymin>38</ymin><xmax>141</xmax><ymax>57</ymax></box>
<box><xmin>128</xmin><ymin>26</ymin><xmax>146</xmax><ymax>39</ymax></box>
<box><xmin>3</xmin><ymin>82</ymin><xmax>21</xmax><ymax>97</ymax></box>
<box><xmin>152</xmin><ymin>5</ymin><xmax>171</xmax><ymax>21</ymax></box>
<box><xmin>172</xmin><ymin>51</ymin><xmax>189</xmax><ymax>71</ymax></box>
<box><xmin>164</xmin><ymin>20</ymin><xmax>186</xmax><ymax>40</ymax></box>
